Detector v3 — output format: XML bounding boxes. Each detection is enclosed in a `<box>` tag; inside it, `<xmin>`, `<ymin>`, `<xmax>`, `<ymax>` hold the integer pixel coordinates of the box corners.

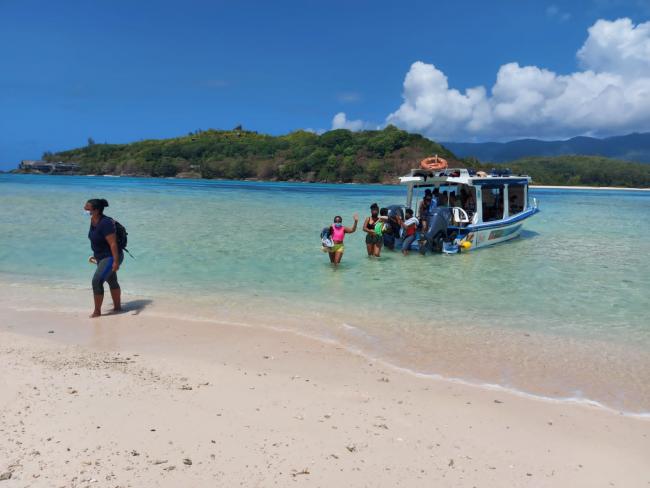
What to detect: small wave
<box><xmin>341</xmin><ymin>322</ymin><xmax>358</xmax><ymax>331</ymax></box>
<box><xmin>186</xmin><ymin>314</ymin><xmax>650</xmax><ymax>419</ymax></box>
<box><xmin>407</xmin><ymin>370</ymin><xmax>650</xmax><ymax>420</ymax></box>
<box><xmin>5</xmin><ymin>285</ymin><xmax>650</xmax><ymax>420</ymax></box>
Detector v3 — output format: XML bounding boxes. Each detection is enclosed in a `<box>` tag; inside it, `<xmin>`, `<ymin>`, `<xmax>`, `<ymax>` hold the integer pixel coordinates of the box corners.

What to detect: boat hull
<box><xmin>395</xmin><ymin>206</ymin><xmax>539</xmax><ymax>253</ymax></box>
<box><xmin>457</xmin><ymin>207</ymin><xmax>539</xmax><ymax>250</ymax></box>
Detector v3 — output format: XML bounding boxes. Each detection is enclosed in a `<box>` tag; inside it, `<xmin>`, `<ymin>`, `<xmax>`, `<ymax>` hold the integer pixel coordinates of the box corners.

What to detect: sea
<box><xmin>1</xmin><ymin>174</ymin><xmax>649</xmax><ymax>415</ymax></box>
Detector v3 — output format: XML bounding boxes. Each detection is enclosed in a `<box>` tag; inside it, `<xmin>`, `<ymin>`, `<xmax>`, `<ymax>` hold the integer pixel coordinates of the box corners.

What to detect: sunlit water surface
<box><xmin>1</xmin><ymin>174</ymin><xmax>649</xmax><ymax>413</ymax></box>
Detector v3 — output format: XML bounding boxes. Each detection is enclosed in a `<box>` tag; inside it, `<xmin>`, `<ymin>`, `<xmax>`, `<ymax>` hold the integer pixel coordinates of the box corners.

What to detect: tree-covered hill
<box><xmin>43</xmin><ymin>127</ymin><xmax>650</xmax><ymax>187</ymax></box>
<box><xmin>47</xmin><ymin>126</ymin><xmax>456</xmax><ymax>183</ymax></box>
<box><xmin>497</xmin><ymin>155</ymin><xmax>650</xmax><ymax>187</ymax></box>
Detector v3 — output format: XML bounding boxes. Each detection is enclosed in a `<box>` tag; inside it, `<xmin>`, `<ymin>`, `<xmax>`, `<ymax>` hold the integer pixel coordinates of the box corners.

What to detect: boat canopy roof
<box><xmin>398</xmin><ymin>168</ymin><xmax>532</xmax><ymax>187</ymax></box>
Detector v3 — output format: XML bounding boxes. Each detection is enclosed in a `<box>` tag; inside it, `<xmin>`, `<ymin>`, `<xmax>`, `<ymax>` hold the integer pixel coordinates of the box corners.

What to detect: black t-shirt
<box><xmin>88</xmin><ymin>215</ymin><xmax>116</xmax><ymax>260</ymax></box>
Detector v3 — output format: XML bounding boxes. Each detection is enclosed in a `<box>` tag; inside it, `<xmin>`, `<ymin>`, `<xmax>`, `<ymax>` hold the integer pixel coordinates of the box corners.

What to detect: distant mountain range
<box><xmin>444</xmin><ymin>133</ymin><xmax>650</xmax><ymax>164</ymax></box>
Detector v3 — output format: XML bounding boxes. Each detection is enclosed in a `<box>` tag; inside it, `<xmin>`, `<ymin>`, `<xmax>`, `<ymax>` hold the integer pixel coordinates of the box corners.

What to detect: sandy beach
<box><xmin>530</xmin><ymin>185</ymin><xmax>650</xmax><ymax>191</ymax></box>
<box><xmin>0</xmin><ymin>283</ymin><xmax>648</xmax><ymax>488</ymax></box>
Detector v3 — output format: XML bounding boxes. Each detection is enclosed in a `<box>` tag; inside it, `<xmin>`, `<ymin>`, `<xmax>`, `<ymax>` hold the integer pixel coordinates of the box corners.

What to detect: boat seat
<box><xmin>452</xmin><ymin>207</ymin><xmax>470</xmax><ymax>225</ymax></box>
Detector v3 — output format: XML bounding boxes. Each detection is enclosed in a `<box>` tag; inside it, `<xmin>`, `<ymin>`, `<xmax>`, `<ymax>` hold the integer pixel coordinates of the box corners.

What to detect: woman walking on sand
<box><xmin>85</xmin><ymin>198</ymin><xmax>123</xmax><ymax>318</ymax></box>
<box><xmin>326</xmin><ymin>213</ymin><xmax>359</xmax><ymax>266</ymax></box>
<box><xmin>363</xmin><ymin>203</ymin><xmax>382</xmax><ymax>257</ymax></box>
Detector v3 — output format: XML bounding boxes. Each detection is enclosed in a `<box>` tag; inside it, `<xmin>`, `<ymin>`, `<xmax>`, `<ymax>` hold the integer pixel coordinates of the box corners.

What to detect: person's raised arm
<box><xmin>345</xmin><ymin>213</ymin><xmax>359</xmax><ymax>233</ymax></box>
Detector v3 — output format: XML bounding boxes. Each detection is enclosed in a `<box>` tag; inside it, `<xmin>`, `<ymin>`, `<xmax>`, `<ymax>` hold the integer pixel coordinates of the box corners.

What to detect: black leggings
<box><xmin>92</xmin><ymin>255</ymin><xmax>123</xmax><ymax>295</ymax></box>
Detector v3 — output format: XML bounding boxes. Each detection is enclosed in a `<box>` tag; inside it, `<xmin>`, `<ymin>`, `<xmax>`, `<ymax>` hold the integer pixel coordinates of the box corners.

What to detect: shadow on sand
<box><xmin>111</xmin><ymin>299</ymin><xmax>153</xmax><ymax>316</ymax></box>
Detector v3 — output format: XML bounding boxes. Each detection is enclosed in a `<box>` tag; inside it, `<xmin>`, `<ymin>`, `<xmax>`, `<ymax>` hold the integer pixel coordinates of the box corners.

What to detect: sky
<box><xmin>1</xmin><ymin>0</ymin><xmax>650</xmax><ymax>168</ymax></box>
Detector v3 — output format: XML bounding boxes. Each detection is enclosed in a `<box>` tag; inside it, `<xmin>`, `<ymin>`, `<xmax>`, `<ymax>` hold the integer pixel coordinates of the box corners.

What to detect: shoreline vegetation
<box><xmin>12</xmin><ymin>126</ymin><xmax>650</xmax><ymax>188</ymax></box>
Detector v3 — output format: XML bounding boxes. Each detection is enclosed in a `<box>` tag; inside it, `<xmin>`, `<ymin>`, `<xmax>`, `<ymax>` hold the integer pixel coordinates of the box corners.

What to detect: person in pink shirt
<box><xmin>327</xmin><ymin>213</ymin><xmax>359</xmax><ymax>266</ymax></box>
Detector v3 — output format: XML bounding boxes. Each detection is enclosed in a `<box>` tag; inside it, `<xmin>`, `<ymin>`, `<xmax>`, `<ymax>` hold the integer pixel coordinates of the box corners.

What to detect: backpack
<box><xmin>112</xmin><ymin>219</ymin><xmax>134</xmax><ymax>258</ymax></box>
<box><xmin>114</xmin><ymin>221</ymin><xmax>127</xmax><ymax>250</ymax></box>
<box><xmin>320</xmin><ymin>226</ymin><xmax>333</xmax><ymax>248</ymax></box>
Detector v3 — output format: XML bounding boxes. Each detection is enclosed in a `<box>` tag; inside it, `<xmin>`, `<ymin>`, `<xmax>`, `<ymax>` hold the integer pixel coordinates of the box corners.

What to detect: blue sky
<box><xmin>1</xmin><ymin>0</ymin><xmax>649</xmax><ymax>168</ymax></box>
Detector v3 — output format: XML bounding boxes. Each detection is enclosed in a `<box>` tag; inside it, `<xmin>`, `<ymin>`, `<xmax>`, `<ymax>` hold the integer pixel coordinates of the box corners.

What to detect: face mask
<box><xmin>84</xmin><ymin>210</ymin><xmax>92</xmax><ymax>217</ymax></box>
<box><xmin>334</xmin><ymin>223</ymin><xmax>343</xmax><ymax>228</ymax></box>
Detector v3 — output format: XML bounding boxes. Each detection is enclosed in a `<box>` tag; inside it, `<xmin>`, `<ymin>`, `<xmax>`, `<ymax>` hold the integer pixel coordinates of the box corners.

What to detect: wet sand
<box><xmin>1</xmin><ymin>286</ymin><xmax>649</xmax><ymax>487</ymax></box>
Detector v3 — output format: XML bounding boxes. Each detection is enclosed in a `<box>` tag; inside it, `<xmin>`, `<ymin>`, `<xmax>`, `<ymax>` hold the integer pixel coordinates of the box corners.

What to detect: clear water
<box><xmin>1</xmin><ymin>174</ymin><xmax>649</xmax><ymax>412</ymax></box>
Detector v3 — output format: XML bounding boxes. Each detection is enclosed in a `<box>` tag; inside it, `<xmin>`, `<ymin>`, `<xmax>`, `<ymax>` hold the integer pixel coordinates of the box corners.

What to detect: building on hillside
<box><xmin>19</xmin><ymin>160</ymin><xmax>80</xmax><ymax>174</ymax></box>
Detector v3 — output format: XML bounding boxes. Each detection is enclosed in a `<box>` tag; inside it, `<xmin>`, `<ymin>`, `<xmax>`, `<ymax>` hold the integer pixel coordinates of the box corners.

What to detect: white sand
<box><xmin>530</xmin><ymin>185</ymin><xmax>650</xmax><ymax>191</ymax></box>
<box><xmin>1</xmin><ymin>284</ymin><xmax>649</xmax><ymax>487</ymax></box>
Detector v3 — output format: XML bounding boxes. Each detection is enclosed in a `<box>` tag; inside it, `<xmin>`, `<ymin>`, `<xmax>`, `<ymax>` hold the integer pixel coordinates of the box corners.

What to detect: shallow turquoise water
<box><xmin>2</xmin><ymin>174</ymin><xmax>649</xmax><ymax>411</ymax></box>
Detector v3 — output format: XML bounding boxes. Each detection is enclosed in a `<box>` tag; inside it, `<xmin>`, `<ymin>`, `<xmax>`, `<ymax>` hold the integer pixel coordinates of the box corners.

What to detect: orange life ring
<box><xmin>420</xmin><ymin>155</ymin><xmax>448</xmax><ymax>171</ymax></box>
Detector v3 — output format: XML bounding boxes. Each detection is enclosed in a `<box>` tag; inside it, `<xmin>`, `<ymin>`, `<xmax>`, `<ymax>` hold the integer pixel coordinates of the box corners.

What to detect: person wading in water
<box><xmin>362</xmin><ymin>203</ymin><xmax>383</xmax><ymax>257</ymax></box>
<box><xmin>327</xmin><ymin>213</ymin><xmax>359</xmax><ymax>266</ymax></box>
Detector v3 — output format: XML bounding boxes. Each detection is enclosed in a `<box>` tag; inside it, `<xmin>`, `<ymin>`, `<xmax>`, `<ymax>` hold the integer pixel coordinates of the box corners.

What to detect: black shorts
<box><xmin>365</xmin><ymin>234</ymin><xmax>382</xmax><ymax>245</ymax></box>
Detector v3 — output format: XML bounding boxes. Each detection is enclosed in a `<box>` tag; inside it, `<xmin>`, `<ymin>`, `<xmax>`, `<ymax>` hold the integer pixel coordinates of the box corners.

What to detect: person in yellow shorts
<box><xmin>327</xmin><ymin>213</ymin><xmax>358</xmax><ymax>266</ymax></box>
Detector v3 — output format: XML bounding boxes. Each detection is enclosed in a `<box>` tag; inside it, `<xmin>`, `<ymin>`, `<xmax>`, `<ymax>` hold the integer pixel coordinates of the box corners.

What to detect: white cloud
<box><xmin>303</xmin><ymin>127</ymin><xmax>326</xmax><ymax>135</ymax></box>
<box><xmin>578</xmin><ymin>18</ymin><xmax>650</xmax><ymax>75</ymax></box>
<box><xmin>546</xmin><ymin>5</ymin><xmax>571</xmax><ymax>22</ymax></box>
<box><xmin>331</xmin><ymin>112</ymin><xmax>368</xmax><ymax>131</ymax></box>
<box><xmin>384</xmin><ymin>18</ymin><xmax>650</xmax><ymax>141</ymax></box>
<box><xmin>336</xmin><ymin>91</ymin><xmax>362</xmax><ymax>103</ymax></box>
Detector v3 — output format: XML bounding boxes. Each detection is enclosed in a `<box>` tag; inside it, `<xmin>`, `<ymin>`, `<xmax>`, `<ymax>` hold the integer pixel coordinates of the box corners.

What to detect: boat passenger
<box><xmin>327</xmin><ymin>213</ymin><xmax>359</xmax><ymax>266</ymax></box>
<box><xmin>418</xmin><ymin>194</ymin><xmax>433</xmax><ymax>233</ymax></box>
<box><xmin>509</xmin><ymin>195</ymin><xmax>523</xmax><ymax>214</ymax></box>
<box><xmin>464</xmin><ymin>189</ymin><xmax>477</xmax><ymax>217</ymax></box>
<box><xmin>432</xmin><ymin>188</ymin><xmax>440</xmax><ymax>206</ymax></box>
<box><xmin>460</xmin><ymin>188</ymin><xmax>468</xmax><ymax>208</ymax></box>
<box><xmin>439</xmin><ymin>192</ymin><xmax>449</xmax><ymax>207</ymax></box>
<box><xmin>397</xmin><ymin>208</ymin><xmax>419</xmax><ymax>256</ymax></box>
<box><xmin>449</xmin><ymin>193</ymin><xmax>457</xmax><ymax>208</ymax></box>
<box><xmin>379</xmin><ymin>208</ymin><xmax>399</xmax><ymax>251</ymax></box>
<box><xmin>363</xmin><ymin>203</ymin><xmax>383</xmax><ymax>257</ymax></box>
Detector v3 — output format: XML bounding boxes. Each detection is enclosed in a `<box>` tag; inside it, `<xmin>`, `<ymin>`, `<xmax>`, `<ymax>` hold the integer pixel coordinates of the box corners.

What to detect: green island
<box><xmin>37</xmin><ymin>126</ymin><xmax>650</xmax><ymax>188</ymax></box>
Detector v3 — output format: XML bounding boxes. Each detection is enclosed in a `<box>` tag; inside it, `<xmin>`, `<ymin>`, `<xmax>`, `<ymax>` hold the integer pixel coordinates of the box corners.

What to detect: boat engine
<box><xmin>423</xmin><ymin>207</ymin><xmax>452</xmax><ymax>253</ymax></box>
